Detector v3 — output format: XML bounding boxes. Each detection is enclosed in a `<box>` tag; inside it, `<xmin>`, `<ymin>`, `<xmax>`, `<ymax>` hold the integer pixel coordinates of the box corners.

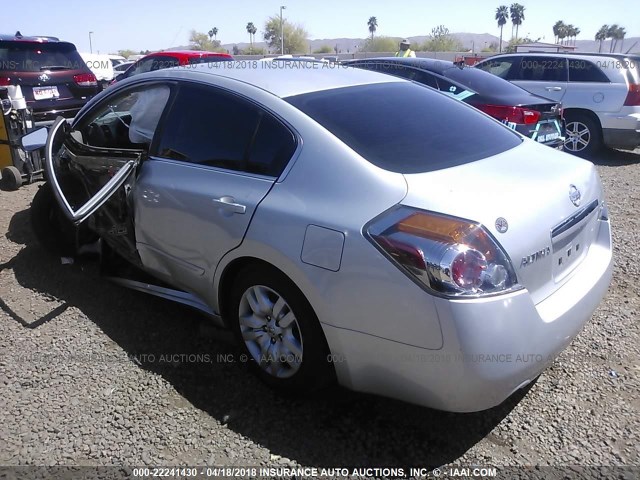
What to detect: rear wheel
<box><xmin>230</xmin><ymin>264</ymin><xmax>333</xmax><ymax>394</ymax></box>
<box><xmin>564</xmin><ymin>112</ymin><xmax>602</xmax><ymax>157</ymax></box>
<box><xmin>1</xmin><ymin>166</ymin><xmax>23</xmax><ymax>190</ymax></box>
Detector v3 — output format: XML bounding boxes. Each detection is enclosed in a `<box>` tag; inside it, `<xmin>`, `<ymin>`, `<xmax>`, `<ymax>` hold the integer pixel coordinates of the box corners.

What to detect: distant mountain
<box><xmin>573</xmin><ymin>37</ymin><xmax>640</xmax><ymax>53</ymax></box>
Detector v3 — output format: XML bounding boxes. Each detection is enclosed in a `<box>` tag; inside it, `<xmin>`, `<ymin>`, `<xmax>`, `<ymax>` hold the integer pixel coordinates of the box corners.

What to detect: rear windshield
<box><xmin>286</xmin><ymin>82</ymin><xmax>521</xmax><ymax>174</ymax></box>
<box><xmin>444</xmin><ymin>66</ymin><xmax>528</xmax><ymax>96</ymax></box>
<box><xmin>0</xmin><ymin>42</ymin><xmax>84</xmax><ymax>72</ymax></box>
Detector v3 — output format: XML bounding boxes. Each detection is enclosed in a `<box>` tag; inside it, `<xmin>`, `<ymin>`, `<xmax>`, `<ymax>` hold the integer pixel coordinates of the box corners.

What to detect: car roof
<box><xmin>0</xmin><ymin>33</ymin><xmax>62</xmax><ymax>43</ymax></box>
<box><xmin>146</xmin><ymin>62</ymin><xmax>405</xmax><ymax>98</ymax></box>
<box><xmin>482</xmin><ymin>52</ymin><xmax>638</xmax><ymax>60</ymax></box>
<box><xmin>0</xmin><ymin>33</ymin><xmax>75</xmax><ymax>48</ymax></box>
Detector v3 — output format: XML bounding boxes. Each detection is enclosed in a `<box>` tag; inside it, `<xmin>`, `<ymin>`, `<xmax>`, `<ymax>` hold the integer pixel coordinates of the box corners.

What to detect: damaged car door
<box><xmin>44</xmin><ymin>84</ymin><xmax>172</xmax><ymax>262</ymax></box>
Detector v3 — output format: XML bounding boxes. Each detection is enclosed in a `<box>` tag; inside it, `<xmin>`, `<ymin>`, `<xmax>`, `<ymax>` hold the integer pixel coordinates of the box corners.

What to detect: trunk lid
<box><xmin>401</xmin><ymin>140</ymin><xmax>604</xmax><ymax>304</ymax></box>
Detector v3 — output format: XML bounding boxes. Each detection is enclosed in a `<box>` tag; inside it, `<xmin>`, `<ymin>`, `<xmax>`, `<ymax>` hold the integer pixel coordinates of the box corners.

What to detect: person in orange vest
<box><xmin>395</xmin><ymin>39</ymin><xmax>416</xmax><ymax>58</ymax></box>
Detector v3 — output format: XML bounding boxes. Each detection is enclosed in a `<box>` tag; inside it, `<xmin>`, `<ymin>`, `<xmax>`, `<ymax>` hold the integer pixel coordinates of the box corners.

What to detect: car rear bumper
<box><xmin>600</xmin><ymin>111</ymin><xmax>640</xmax><ymax>149</ymax></box>
<box><xmin>325</xmin><ymin>216</ymin><xmax>612</xmax><ymax>412</ymax></box>
<box><xmin>602</xmin><ymin>127</ymin><xmax>640</xmax><ymax>150</ymax></box>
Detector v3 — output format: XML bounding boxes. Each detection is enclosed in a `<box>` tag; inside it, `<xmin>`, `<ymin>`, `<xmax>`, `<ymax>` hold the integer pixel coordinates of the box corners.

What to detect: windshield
<box><xmin>286</xmin><ymin>82</ymin><xmax>521</xmax><ymax>174</ymax></box>
<box><xmin>0</xmin><ymin>42</ymin><xmax>84</xmax><ymax>72</ymax></box>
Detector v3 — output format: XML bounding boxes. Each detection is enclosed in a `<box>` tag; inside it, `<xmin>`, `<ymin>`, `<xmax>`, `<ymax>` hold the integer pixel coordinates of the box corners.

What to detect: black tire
<box><xmin>564</xmin><ymin>112</ymin><xmax>602</xmax><ymax>157</ymax></box>
<box><xmin>230</xmin><ymin>264</ymin><xmax>334</xmax><ymax>394</ymax></box>
<box><xmin>1</xmin><ymin>166</ymin><xmax>23</xmax><ymax>190</ymax></box>
<box><xmin>30</xmin><ymin>182</ymin><xmax>97</xmax><ymax>256</ymax></box>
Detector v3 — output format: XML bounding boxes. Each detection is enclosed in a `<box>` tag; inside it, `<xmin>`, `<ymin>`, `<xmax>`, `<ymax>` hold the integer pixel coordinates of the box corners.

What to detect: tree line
<box><xmin>115</xmin><ymin>8</ymin><xmax>633</xmax><ymax>57</ymax></box>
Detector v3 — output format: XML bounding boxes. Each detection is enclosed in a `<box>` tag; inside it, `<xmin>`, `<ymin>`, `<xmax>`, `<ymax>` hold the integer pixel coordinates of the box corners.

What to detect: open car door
<box><xmin>43</xmin><ymin>84</ymin><xmax>171</xmax><ymax>261</ymax></box>
<box><xmin>45</xmin><ymin>117</ymin><xmax>140</xmax><ymax>225</ymax></box>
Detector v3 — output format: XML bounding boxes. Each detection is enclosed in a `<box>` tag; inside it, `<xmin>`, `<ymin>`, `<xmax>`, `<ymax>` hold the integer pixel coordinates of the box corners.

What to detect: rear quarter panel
<box><xmin>210</xmin><ymin>84</ymin><xmax>445</xmax><ymax>351</ymax></box>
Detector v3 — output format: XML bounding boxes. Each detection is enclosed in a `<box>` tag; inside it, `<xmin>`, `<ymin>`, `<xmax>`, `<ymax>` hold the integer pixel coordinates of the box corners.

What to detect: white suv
<box><xmin>475</xmin><ymin>53</ymin><xmax>640</xmax><ymax>156</ymax></box>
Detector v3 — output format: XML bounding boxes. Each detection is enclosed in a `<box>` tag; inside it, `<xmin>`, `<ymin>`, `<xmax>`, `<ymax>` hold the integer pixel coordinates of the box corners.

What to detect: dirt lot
<box><xmin>0</xmin><ymin>147</ymin><xmax>639</xmax><ymax>475</ymax></box>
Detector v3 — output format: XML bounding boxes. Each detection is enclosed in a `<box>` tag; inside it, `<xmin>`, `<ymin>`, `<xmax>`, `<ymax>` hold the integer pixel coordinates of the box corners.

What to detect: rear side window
<box><xmin>568</xmin><ymin>59</ymin><xmax>610</xmax><ymax>82</ymax></box>
<box><xmin>476</xmin><ymin>57</ymin><xmax>519</xmax><ymax>79</ymax></box>
<box><xmin>156</xmin><ymin>83</ymin><xmax>296</xmax><ymax>176</ymax></box>
<box><xmin>0</xmin><ymin>41</ymin><xmax>85</xmax><ymax>72</ymax></box>
<box><xmin>286</xmin><ymin>82</ymin><xmax>521</xmax><ymax>174</ymax></box>
<box><xmin>510</xmin><ymin>56</ymin><xmax>567</xmax><ymax>82</ymax></box>
<box><xmin>188</xmin><ymin>56</ymin><xmax>230</xmax><ymax>65</ymax></box>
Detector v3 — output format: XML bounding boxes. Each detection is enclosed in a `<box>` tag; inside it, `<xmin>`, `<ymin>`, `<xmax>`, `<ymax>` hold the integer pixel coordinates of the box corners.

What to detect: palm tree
<box><xmin>572</xmin><ymin>27</ymin><xmax>580</xmax><ymax>46</ymax></box>
<box><xmin>208</xmin><ymin>27</ymin><xmax>219</xmax><ymax>41</ymax></box>
<box><xmin>558</xmin><ymin>24</ymin><xmax>568</xmax><ymax>45</ymax></box>
<box><xmin>617</xmin><ymin>26</ymin><xmax>626</xmax><ymax>53</ymax></box>
<box><xmin>495</xmin><ymin>6</ymin><xmax>509</xmax><ymax>52</ymax></box>
<box><xmin>595</xmin><ymin>25</ymin><xmax>608</xmax><ymax>52</ymax></box>
<box><xmin>552</xmin><ymin>20</ymin><xmax>565</xmax><ymax>44</ymax></box>
<box><xmin>565</xmin><ymin>25</ymin><xmax>575</xmax><ymax>45</ymax></box>
<box><xmin>246</xmin><ymin>22</ymin><xmax>257</xmax><ymax>52</ymax></box>
<box><xmin>510</xmin><ymin>3</ymin><xmax>525</xmax><ymax>41</ymax></box>
<box><xmin>367</xmin><ymin>16</ymin><xmax>377</xmax><ymax>41</ymax></box>
<box><xmin>608</xmin><ymin>24</ymin><xmax>619</xmax><ymax>52</ymax></box>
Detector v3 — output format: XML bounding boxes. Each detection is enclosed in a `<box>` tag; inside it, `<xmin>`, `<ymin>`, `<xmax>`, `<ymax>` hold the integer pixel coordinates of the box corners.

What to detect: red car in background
<box><xmin>112</xmin><ymin>50</ymin><xmax>233</xmax><ymax>83</ymax></box>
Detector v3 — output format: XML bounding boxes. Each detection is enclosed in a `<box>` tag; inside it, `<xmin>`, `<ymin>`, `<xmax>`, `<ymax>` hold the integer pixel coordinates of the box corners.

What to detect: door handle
<box><xmin>212</xmin><ymin>196</ymin><xmax>246</xmax><ymax>214</ymax></box>
<box><xmin>545</xmin><ymin>86</ymin><xmax>563</xmax><ymax>91</ymax></box>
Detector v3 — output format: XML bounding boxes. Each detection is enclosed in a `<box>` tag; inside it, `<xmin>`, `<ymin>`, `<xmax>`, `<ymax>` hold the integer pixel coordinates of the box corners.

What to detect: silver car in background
<box><xmin>475</xmin><ymin>52</ymin><xmax>640</xmax><ymax>156</ymax></box>
<box><xmin>28</xmin><ymin>63</ymin><xmax>613</xmax><ymax>412</ymax></box>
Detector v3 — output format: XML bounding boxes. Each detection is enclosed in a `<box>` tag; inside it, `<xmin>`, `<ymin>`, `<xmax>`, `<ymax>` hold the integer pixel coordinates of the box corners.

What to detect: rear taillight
<box><xmin>367</xmin><ymin>207</ymin><xmax>518</xmax><ymax>297</ymax></box>
<box><xmin>0</xmin><ymin>77</ymin><xmax>10</xmax><ymax>86</ymax></box>
<box><xmin>624</xmin><ymin>83</ymin><xmax>640</xmax><ymax>106</ymax></box>
<box><xmin>476</xmin><ymin>104</ymin><xmax>541</xmax><ymax>125</ymax></box>
<box><xmin>73</xmin><ymin>73</ymin><xmax>97</xmax><ymax>87</ymax></box>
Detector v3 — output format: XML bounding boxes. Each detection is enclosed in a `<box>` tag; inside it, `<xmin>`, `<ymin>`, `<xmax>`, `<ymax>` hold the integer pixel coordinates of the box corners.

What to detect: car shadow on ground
<box><xmin>590</xmin><ymin>148</ymin><xmax>640</xmax><ymax>167</ymax></box>
<box><xmin>4</xmin><ymin>207</ymin><xmax>527</xmax><ymax>468</ymax></box>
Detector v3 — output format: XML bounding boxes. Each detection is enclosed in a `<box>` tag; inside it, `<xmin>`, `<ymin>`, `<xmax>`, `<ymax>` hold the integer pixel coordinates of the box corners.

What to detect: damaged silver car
<box><xmin>25</xmin><ymin>64</ymin><xmax>612</xmax><ymax>412</ymax></box>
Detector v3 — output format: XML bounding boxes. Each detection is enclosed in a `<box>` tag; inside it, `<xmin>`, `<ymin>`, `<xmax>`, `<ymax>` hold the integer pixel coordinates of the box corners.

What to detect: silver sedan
<box><xmin>26</xmin><ymin>62</ymin><xmax>613</xmax><ymax>412</ymax></box>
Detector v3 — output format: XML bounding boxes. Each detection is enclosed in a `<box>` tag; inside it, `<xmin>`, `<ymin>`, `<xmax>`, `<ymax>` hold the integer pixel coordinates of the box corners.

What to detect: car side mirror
<box><xmin>21</xmin><ymin>127</ymin><xmax>48</xmax><ymax>152</ymax></box>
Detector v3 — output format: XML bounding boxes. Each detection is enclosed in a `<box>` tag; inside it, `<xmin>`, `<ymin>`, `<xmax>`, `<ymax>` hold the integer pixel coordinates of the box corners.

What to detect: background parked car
<box><xmin>113</xmin><ymin>61</ymin><xmax>134</xmax><ymax>73</ymax></box>
<box><xmin>107</xmin><ymin>54</ymin><xmax>127</xmax><ymax>67</ymax></box>
<box><xmin>0</xmin><ymin>33</ymin><xmax>98</xmax><ymax>124</ymax></box>
<box><xmin>475</xmin><ymin>52</ymin><xmax>640</xmax><ymax>156</ymax></box>
<box><xmin>79</xmin><ymin>52</ymin><xmax>115</xmax><ymax>90</ymax></box>
<box><xmin>346</xmin><ymin>57</ymin><xmax>565</xmax><ymax>149</ymax></box>
<box><xmin>113</xmin><ymin>51</ymin><xmax>233</xmax><ymax>83</ymax></box>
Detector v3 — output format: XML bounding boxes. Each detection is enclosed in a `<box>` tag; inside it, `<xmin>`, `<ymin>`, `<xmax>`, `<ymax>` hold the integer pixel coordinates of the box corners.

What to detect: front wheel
<box><xmin>564</xmin><ymin>112</ymin><xmax>602</xmax><ymax>157</ymax></box>
<box><xmin>30</xmin><ymin>182</ymin><xmax>98</xmax><ymax>256</ymax></box>
<box><xmin>230</xmin><ymin>265</ymin><xmax>334</xmax><ymax>393</ymax></box>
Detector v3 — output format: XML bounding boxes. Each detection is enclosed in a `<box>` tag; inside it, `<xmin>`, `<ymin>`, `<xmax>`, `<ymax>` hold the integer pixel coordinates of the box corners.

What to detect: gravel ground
<box><xmin>0</xmin><ymin>147</ymin><xmax>639</xmax><ymax>475</ymax></box>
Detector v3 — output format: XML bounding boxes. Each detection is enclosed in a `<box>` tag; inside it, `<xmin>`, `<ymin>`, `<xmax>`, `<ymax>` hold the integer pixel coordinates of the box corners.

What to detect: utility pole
<box><xmin>280</xmin><ymin>5</ymin><xmax>286</xmax><ymax>54</ymax></box>
<box><xmin>89</xmin><ymin>31</ymin><xmax>94</xmax><ymax>53</ymax></box>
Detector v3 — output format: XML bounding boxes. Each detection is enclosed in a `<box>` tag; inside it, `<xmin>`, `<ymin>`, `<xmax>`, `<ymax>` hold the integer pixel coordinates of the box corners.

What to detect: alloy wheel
<box><xmin>238</xmin><ymin>285</ymin><xmax>304</xmax><ymax>378</ymax></box>
<box><xmin>565</xmin><ymin>121</ymin><xmax>591</xmax><ymax>153</ymax></box>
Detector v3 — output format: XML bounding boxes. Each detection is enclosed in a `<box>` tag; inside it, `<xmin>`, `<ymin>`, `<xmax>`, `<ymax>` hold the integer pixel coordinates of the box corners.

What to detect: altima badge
<box><xmin>569</xmin><ymin>184</ymin><xmax>581</xmax><ymax>207</ymax></box>
<box><xmin>521</xmin><ymin>247</ymin><xmax>551</xmax><ymax>267</ymax></box>
<box><xmin>495</xmin><ymin>217</ymin><xmax>509</xmax><ymax>233</ymax></box>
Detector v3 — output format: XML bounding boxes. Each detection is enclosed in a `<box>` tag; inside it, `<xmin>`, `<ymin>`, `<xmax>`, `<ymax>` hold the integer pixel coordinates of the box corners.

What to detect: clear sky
<box><xmin>7</xmin><ymin>0</ymin><xmax>639</xmax><ymax>54</ymax></box>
